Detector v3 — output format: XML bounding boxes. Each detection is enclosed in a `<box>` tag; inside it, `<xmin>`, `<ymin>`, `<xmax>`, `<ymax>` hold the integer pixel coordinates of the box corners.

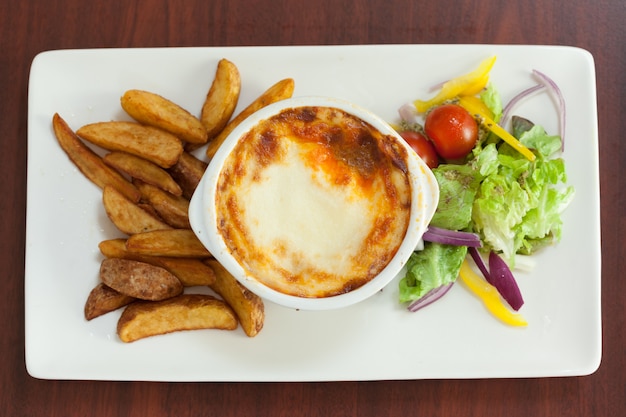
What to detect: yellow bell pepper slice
<box><xmin>414</xmin><ymin>56</ymin><xmax>497</xmax><ymax>113</ymax></box>
<box><xmin>459</xmin><ymin>259</ymin><xmax>528</xmax><ymax>327</ymax></box>
<box><xmin>458</xmin><ymin>96</ymin><xmax>536</xmax><ymax>162</ymax></box>
<box><xmin>457</xmin><ymin>95</ymin><xmax>494</xmax><ymax>120</ymax></box>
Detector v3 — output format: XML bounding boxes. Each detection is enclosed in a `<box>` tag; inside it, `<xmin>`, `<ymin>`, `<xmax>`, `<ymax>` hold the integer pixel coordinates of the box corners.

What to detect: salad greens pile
<box><xmin>397</xmin><ymin>69</ymin><xmax>575</xmax><ymax>319</ymax></box>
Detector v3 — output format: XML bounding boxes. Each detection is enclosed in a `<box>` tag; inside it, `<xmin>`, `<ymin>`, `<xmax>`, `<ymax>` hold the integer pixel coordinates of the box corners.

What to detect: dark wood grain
<box><xmin>2</xmin><ymin>0</ymin><xmax>624</xmax><ymax>416</ymax></box>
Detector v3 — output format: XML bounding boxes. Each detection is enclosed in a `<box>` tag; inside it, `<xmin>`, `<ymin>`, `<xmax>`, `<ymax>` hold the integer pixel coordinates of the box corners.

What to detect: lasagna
<box><xmin>215</xmin><ymin>106</ymin><xmax>412</xmax><ymax>298</ymax></box>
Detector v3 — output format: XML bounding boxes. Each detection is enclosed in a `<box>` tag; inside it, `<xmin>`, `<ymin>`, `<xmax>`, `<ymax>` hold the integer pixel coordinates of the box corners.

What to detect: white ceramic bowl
<box><xmin>189</xmin><ymin>96</ymin><xmax>439</xmax><ymax>310</ymax></box>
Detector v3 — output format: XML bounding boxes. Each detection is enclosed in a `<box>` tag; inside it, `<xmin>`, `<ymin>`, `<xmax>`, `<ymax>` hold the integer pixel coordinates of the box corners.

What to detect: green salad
<box><xmin>395</xmin><ymin>57</ymin><xmax>574</xmax><ymax>325</ymax></box>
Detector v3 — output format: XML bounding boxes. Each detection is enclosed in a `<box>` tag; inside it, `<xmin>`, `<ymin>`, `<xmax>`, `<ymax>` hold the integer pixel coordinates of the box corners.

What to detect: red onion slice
<box><xmin>398</xmin><ymin>102</ymin><xmax>419</xmax><ymax>125</ymax></box>
<box><xmin>488</xmin><ymin>251</ymin><xmax>524</xmax><ymax>311</ymax></box>
<box><xmin>468</xmin><ymin>247</ymin><xmax>492</xmax><ymax>284</ymax></box>
<box><xmin>423</xmin><ymin>226</ymin><xmax>482</xmax><ymax>247</ymax></box>
<box><xmin>532</xmin><ymin>69</ymin><xmax>566</xmax><ymax>150</ymax></box>
<box><xmin>500</xmin><ymin>84</ymin><xmax>545</xmax><ymax>129</ymax></box>
<box><xmin>407</xmin><ymin>282</ymin><xmax>454</xmax><ymax>312</ymax></box>
<box><xmin>429</xmin><ymin>80</ymin><xmax>447</xmax><ymax>92</ymax></box>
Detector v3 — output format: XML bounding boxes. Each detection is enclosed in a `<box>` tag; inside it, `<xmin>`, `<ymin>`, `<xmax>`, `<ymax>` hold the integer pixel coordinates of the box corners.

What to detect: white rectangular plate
<box><xmin>26</xmin><ymin>45</ymin><xmax>601</xmax><ymax>381</ymax></box>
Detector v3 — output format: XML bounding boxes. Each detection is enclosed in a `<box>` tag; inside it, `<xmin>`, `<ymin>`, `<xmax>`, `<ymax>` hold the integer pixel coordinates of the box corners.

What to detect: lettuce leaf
<box><xmin>429</xmin><ymin>163</ymin><xmax>481</xmax><ymax>231</ymax></box>
<box><xmin>399</xmin><ymin>243</ymin><xmax>468</xmax><ymax>303</ymax></box>
<box><xmin>480</xmin><ymin>83</ymin><xmax>503</xmax><ymax>122</ymax></box>
<box><xmin>471</xmin><ymin>121</ymin><xmax>574</xmax><ymax>263</ymax></box>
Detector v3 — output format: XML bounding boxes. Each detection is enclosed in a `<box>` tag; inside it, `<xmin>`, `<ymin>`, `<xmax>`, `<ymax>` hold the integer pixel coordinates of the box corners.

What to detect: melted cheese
<box><xmin>215</xmin><ymin>106</ymin><xmax>411</xmax><ymax>298</ymax></box>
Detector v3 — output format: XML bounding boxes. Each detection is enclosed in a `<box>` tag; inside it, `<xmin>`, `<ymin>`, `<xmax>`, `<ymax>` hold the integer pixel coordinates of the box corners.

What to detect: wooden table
<box><xmin>2</xmin><ymin>1</ymin><xmax>623</xmax><ymax>415</ymax></box>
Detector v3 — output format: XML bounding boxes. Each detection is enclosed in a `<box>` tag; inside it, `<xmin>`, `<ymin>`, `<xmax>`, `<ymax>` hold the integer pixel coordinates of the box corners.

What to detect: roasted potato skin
<box><xmin>121</xmin><ymin>89</ymin><xmax>208</xmax><ymax>145</ymax></box>
<box><xmin>84</xmin><ymin>282</ymin><xmax>135</xmax><ymax>320</ymax></box>
<box><xmin>102</xmin><ymin>185</ymin><xmax>172</xmax><ymax>235</ymax></box>
<box><xmin>117</xmin><ymin>294</ymin><xmax>238</xmax><ymax>343</ymax></box>
<box><xmin>201</xmin><ymin>58</ymin><xmax>241</xmax><ymax>139</ymax></box>
<box><xmin>52</xmin><ymin>113</ymin><xmax>141</xmax><ymax>203</ymax></box>
<box><xmin>133</xmin><ymin>179</ymin><xmax>190</xmax><ymax>229</ymax></box>
<box><xmin>206</xmin><ymin>259</ymin><xmax>265</xmax><ymax>337</ymax></box>
<box><xmin>99</xmin><ymin>258</ymin><xmax>183</xmax><ymax>301</ymax></box>
<box><xmin>77</xmin><ymin>121</ymin><xmax>183</xmax><ymax>168</ymax></box>
<box><xmin>205</xmin><ymin>78</ymin><xmax>295</xmax><ymax>159</ymax></box>
<box><xmin>125</xmin><ymin>229</ymin><xmax>212</xmax><ymax>258</ymax></box>
<box><xmin>98</xmin><ymin>238</ymin><xmax>216</xmax><ymax>286</ymax></box>
<box><xmin>167</xmin><ymin>151</ymin><xmax>208</xmax><ymax>200</ymax></box>
<box><xmin>104</xmin><ymin>151</ymin><xmax>183</xmax><ymax>196</ymax></box>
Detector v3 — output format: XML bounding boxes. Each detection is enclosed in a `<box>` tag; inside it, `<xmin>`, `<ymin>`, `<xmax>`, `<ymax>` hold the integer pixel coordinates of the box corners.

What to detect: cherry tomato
<box><xmin>399</xmin><ymin>131</ymin><xmax>440</xmax><ymax>169</ymax></box>
<box><xmin>424</xmin><ymin>104</ymin><xmax>478</xmax><ymax>160</ymax></box>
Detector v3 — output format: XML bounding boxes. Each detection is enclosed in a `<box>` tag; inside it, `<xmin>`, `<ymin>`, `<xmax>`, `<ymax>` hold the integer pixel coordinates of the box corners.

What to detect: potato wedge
<box><xmin>151</xmin><ymin>258</ymin><xmax>215</xmax><ymax>286</ymax></box>
<box><xmin>205</xmin><ymin>78</ymin><xmax>295</xmax><ymax>159</ymax></box>
<box><xmin>103</xmin><ymin>151</ymin><xmax>182</xmax><ymax>196</ymax></box>
<box><xmin>133</xmin><ymin>179</ymin><xmax>190</xmax><ymax>229</ymax></box>
<box><xmin>201</xmin><ymin>58</ymin><xmax>241</xmax><ymax>139</ymax></box>
<box><xmin>100</xmin><ymin>258</ymin><xmax>183</xmax><ymax>301</ymax></box>
<box><xmin>137</xmin><ymin>203</ymin><xmax>163</xmax><ymax>220</ymax></box>
<box><xmin>102</xmin><ymin>185</ymin><xmax>172</xmax><ymax>234</ymax></box>
<box><xmin>84</xmin><ymin>282</ymin><xmax>135</xmax><ymax>320</ymax></box>
<box><xmin>121</xmin><ymin>89</ymin><xmax>208</xmax><ymax>145</ymax></box>
<box><xmin>77</xmin><ymin>121</ymin><xmax>183</xmax><ymax>168</ymax></box>
<box><xmin>52</xmin><ymin>114</ymin><xmax>141</xmax><ymax>203</ymax></box>
<box><xmin>167</xmin><ymin>151</ymin><xmax>208</xmax><ymax>199</ymax></box>
<box><xmin>205</xmin><ymin>259</ymin><xmax>264</xmax><ymax>337</ymax></box>
<box><xmin>117</xmin><ymin>294</ymin><xmax>238</xmax><ymax>343</ymax></box>
<box><xmin>99</xmin><ymin>239</ymin><xmax>216</xmax><ymax>286</ymax></box>
<box><xmin>98</xmin><ymin>238</ymin><xmax>137</xmax><ymax>258</ymax></box>
<box><xmin>125</xmin><ymin>229</ymin><xmax>211</xmax><ymax>258</ymax></box>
